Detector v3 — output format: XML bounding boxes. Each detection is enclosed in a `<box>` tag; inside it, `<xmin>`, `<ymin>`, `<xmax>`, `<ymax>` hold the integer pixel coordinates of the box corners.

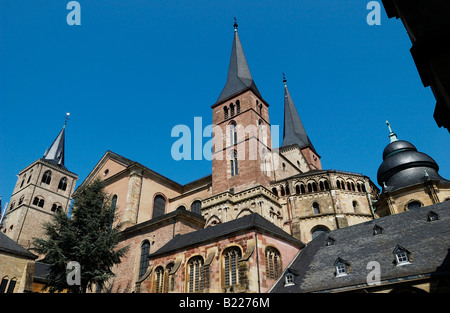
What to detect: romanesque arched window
<box><xmin>229</xmin><ymin>121</ymin><xmax>237</xmax><ymax>146</ymax></box>
<box><xmin>153</xmin><ymin>195</ymin><xmax>166</xmax><ymax>218</ymax></box>
<box><xmin>312</xmin><ymin>202</ymin><xmax>320</xmax><ymax>214</ymax></box>
<box><xmin>138</xmin><ymin>241</ymin><xmax>150</xmax><ymax>279</ymax></box>
<box><xmin>191</xmin><ymin>200</ymin><xmax>202</xmax><ymax>215</ymax></box>
<box><xmin>187</xmin><ymin>256</ymin><xmax>204</xmax><ymax>293</ymax></box>
<box><xmin>265</xmin><ymin>247</ymin><xmax>281</xmax><ymax>280</ymax></box>
<box><xmin>224</xmin><ymin>107</ymin><xmax>229</xmax><ymax>119</ymax></box>
<box><xmin>58</xmin><ymin>177</ymin><xmax>68</xmax><ymax>191</ymax></box>
<box><xmin>236</xmin><ymin>100</ymin><xmax>240</xmax><ymax>114</ymax></box>
<box><xmin>223</xmin><ymin>247</ymin><xmax>241</xmax><ymax>287</ymax></box>
<box><xmin>33</xmin><ymin>196</ymin><xmax>45</xmax><ymax>208</ymax></box>
<box><xmin>230</xmin><ymin>103</ymin><xmax>235</xmax><ymax>117</ymax></box>
<box><xmin>311</xmin><ymin>225</ymin><xmax>329</xmax><ymax>240</ymax></box>
<box><xmin>41</xmin><ymin>170</ymin><xmax>52</xmax><ymax>185</ymax></box>
<box><xmin>51</xmin><ymin>203</ymin><xmax>62</xmax><ymax>212</ymax></box>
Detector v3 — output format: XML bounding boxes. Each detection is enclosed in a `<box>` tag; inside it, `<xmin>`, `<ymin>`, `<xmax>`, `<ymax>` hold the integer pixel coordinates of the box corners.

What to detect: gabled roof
<box><xmin>271</xmin><ymin>200</ymin><xmax>450</xmax><ymax>293</ymax></box>
<box><xmin>214</xmin><ymin>24</ymin><xmax>262</xmax><ymax>106</ymax></box>
<box><xmin>0</xmin><ymin>232</ymin><xmax>37</xmax><ymax>260</ymax></box>
<box><xmin>281</xmin><ymin>81</ymin><xmax>316</xmax><ymax>153</ymax></box>
<box><xmin>149</xmin><ymin>213</ymin><xmax>304</xmax><ymax>258</ymax></box>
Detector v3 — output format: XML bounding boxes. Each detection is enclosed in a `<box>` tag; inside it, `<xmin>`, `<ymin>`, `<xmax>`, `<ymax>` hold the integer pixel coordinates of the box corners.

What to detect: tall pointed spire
<box><xmin>42</xmin><ymin>114</ymin><xmax>69</xmax><ymax>169</ymax></box>
<box><xmin>215</xmin><ymin>19</ymin><xmax>262</xmax><ymax>104</ymax></box>
<box><xmin>281</xmin><ymin>75</ymin><xmax>316</xmax><ymax>152</ymax></box>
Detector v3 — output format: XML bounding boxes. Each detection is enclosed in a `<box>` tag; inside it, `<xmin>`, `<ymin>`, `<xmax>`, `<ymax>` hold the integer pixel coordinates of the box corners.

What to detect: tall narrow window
<box><xmin>261</xmin><ymin>148</ymin><xmax>267</xmax><ymax>174</ymax></box>
<box><xmin>166</xmin><ymin>263</ymin><xmax>175</xmax><ymax>292</ymax></box>
<box><xmin>223</xmin><ymin>247</ymin><xmax>241</xmax><ymax>287</ymax></box>
<box><xmin>313</xmin><ymin>202</ymin><xmax>320</xmax><ymax>214</ymax></box>
<box><xmin>110</xmin><ymin>195</ymin><xmax>118</xmax><ymax>227</ymax></box>
<box><xmin>58</xmin><ymin>177</ymin><xmax>68</xmax><ymax>191</ymax></box>
<box><xmin>265</xmin><ymin>247</ymin><xmax>281</xmax><ymax>280</ymax></box>
<box><xmin>138</xmin><ymin>241</ymin><xmax>150</xmax><ymax>279</ymax></box>
<box><xmin>41</xmin><ymin>170</ymin><xmax>52</xmax><ymax>185</ymax></box>
<box><xmin>191</xmin><ymin>200</ymin><xmax>202</xmax><ymax>215</ymax></box>
<box><xmin>230</xmin><ymin>151</ymin><xmax>238</xmax><ymax>177</ymax></box>
<box><xmin>224</xmin><ymin>107</ymin><xmax>229</xmax><ymax>119</ymax></box>
<box><xmin>188</xmin><ymin>256</ymin><xmax>204</xmax><ymax>293</ymax></box>
<box><xmin>236</xmin><ymin>100</ymin><xmax>240</xmax><ymax>114</ymax></box>
<box><xmin>352</xmin><ymin>200</ymin><xmax>359</xmax><ymax>213</ymax></box>
<box><xmin>229</xmin><ymin>121</ymin><xmax>237</xmax><ymax>145</ymax></box>
<box><xmin>27</xmin><ymin>170</ymin><xmax>33</xmax><ymax>184</ymax></box>
<box><xmin>153</xmin><ymin>195</ymin><xmax>166</xmax><ymax>218</ymax></box>
<box><xmin>230</xmin><ymin>103</ymin><xmax>235</xmax><ymax>117</ymax></box>
<box><xmin>155</xmin><ymin>266</ymin><xmax>164</xmax><ymax>293</ymax></box>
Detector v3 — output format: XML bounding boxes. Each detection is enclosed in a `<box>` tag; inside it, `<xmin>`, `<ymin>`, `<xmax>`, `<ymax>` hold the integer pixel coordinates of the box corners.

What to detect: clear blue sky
<box><xmin>1</xmin><ymin>0</ymin><xmax>449</xmax><ymax>209</ymax></box>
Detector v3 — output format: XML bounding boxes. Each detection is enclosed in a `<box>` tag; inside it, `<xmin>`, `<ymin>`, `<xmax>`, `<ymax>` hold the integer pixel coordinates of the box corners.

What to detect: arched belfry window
<box><xmin>224</xmin><ymin>107</ymin><xmax>229</xmax><ymax>119</ymax></box>
<box><xmin>41</xmin><ymin>170</ymin><xmax>52</xmax><ymax>185</ymax></box>
<box><xmin>223</xmin><ymin>247</ymin><xmax>241</xmax><ymax>287</ymax></box>
<box><xmin>230</xmin><ymin>150</ymin><xmax>238</xmax><ymax>177</ymax></box>
<box><xmin>58</xmin><ymin>177</ymin><xmax>68</xmax><ymax>191</ymax></box>
<box><xmin>236</xmin><ymin>100</ymin><xmax>240</xmax><ymax>114</ymax></box>
<box><xmin>230</xmin><ymin>103</ymin><xmax>235</xmax><ymax>117</ymax></box>
<box><xmin>138</xmin><ymin>241</ymin><xmax>150</xmax><ymax>279</ymax></box>
<box><xmin>153</xmin><ymin>195</ymin><xmax>166</xmax><ymax>218</ymax></box>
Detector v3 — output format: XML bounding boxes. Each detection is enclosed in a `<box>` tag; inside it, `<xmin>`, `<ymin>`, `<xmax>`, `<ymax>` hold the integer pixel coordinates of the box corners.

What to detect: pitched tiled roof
<box><xmin>271</xmin><ymin>200</ymin><xmax>450</xmax><ymax>293</ymax></box>
<box><xmin>149</xmin><ymin>213</ymin><xmax>304</xmax><ymax>258</ymax></box>
<box><xmin>0</xmin><ymin>232</ymin><xmax>37</xmax><ymax>259</ymax></box>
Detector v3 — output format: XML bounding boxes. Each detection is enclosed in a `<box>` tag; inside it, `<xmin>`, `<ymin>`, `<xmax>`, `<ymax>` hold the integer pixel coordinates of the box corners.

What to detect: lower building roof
<box><xmin>271</xmin><ymin>200</ymin><xmax>450</xmax><ymax>293</ymax></box>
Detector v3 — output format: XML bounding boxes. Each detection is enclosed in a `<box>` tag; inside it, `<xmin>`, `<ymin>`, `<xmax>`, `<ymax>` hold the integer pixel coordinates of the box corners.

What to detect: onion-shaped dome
<box><xmin>377</xmin><ymin>122</ymin><xmax>449</xmax><ymax>192</ymax></box>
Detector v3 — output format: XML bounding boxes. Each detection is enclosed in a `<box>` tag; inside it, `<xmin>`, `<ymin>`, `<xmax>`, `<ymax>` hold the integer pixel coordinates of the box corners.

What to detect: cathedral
<box><xmin>1</xmin><ymin>22</ymin><xmax>450</xmax><ymax>294</ymax></box>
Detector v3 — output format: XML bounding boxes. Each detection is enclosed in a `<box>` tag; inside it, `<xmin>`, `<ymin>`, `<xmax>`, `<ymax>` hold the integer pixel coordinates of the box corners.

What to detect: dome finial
<box><xmin>386</xmin><ymin>120</ymin><xmax>398</xmax><ymax>142</ymax></box>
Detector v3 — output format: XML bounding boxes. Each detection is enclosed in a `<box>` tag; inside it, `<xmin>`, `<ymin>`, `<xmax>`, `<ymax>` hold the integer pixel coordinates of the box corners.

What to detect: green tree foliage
<box><xmin>33</xmin><ymin>178</ymin><xmax>128</xmax><ymax>293</ymax></box>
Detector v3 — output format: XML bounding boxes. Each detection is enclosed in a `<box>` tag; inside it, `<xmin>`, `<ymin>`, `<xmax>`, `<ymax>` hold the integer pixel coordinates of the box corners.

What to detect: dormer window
<box><xmin>393</xmin><ymin>245</ymin><xmax>412</xmax><ymax>266</ymax></box>
<box><xmin>373</xmin><ymin>224</ymin><xmax>383</xmax><ymax>235</ymax></box>
<box><xmin>284</xmin><ymin>272</ymin><xmax>295</xmax><ymax>287</ymax></box>
<box><xmin>334</xmin><ymin>258</ymin><xmax>349</xmax><ymax>277</ymax></box>
<box><xmin>427</xmin><ymin>211</ymin><xmax>439</xmax><ymax>222</ymax></box>
<box><xmin>326</xmin><ymin>236</ymin><xmax>335</xmax><ymax>246</ymax></box>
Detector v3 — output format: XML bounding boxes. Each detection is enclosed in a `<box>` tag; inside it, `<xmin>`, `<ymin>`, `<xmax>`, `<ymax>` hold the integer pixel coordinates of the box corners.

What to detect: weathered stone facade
<box><xmin>2</xmin><ymin>159</ymin><xmax>78</xmax><ymax>250</ymax></box>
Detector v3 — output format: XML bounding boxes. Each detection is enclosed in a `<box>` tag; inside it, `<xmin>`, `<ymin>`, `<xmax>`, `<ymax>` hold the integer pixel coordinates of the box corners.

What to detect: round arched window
<box><xmin>407</xmin><ymin>201</ymin><xmax>422</xmax><ymax>211</ymax></box>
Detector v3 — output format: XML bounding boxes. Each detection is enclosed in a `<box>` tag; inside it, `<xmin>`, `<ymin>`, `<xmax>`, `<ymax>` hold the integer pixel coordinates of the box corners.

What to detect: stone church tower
<box><xmin>2</xmin><ymin>122</ymin><xmax>78</xmax><ymax>249</ymax></box>
<box><xmin>211</xmin><ymin>21</ymin><xmax>272</xmax><ymax>195</ymax></box>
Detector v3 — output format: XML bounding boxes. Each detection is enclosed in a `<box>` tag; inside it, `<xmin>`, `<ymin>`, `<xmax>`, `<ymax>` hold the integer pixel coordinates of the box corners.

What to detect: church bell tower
<box><xmin>2</xmin><ymin>117</ymin><xmax>78</xmax><ymax>249</ymax></box>
<box><xmin>211</xmin><ymin>21</ymin><xmax>273</xmax><ymax>195</ymax></box>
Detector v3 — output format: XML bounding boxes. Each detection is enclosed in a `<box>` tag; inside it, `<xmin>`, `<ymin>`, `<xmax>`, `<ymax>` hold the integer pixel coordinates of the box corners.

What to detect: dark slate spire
<box><xmin>215</xmin><ymin>20</ymin><xmax>262</xmax><ymax>104</ymax></box>
<box><xmin>281</xmin><ymin>76</ymin><xmax>316</xmax><ymax>152</ymax></box>
<box><xmin>42</xmin><ymin>114</ymin><xmax>69</xmax><ymax>169</ymax></box>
